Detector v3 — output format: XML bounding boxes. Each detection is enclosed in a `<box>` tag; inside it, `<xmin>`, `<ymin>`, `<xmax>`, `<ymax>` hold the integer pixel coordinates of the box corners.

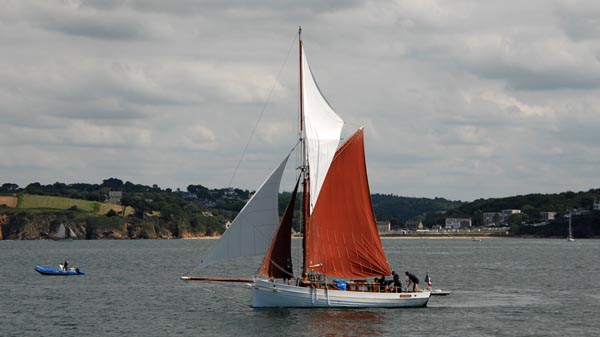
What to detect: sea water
<box><xmin>1</xmin><ymin>238</ymin><xmax>598</xmax><ymax>337</ymax></box>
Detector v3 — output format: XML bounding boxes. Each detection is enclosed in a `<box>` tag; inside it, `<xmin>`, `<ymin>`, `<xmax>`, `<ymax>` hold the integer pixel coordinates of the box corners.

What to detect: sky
<box><xmin>1</xmin><ymin>0</ymin><xmax>600</xmax><ymax>201</ymax></box>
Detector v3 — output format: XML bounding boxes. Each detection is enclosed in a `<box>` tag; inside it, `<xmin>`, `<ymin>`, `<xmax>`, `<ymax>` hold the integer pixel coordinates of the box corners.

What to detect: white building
<box><xmin>540</xmin><ymin>211</ymin><xmax>556</xmax><ymax>221</ymax></box>
<box><xmin>445</xmin><ymin>218</ymin><xmax>472</xmax><ymax>229</ymax></box>
<box><xmin>405</xmin><ymin>219</ymin><xmax>424</xmax><ymax>230</ymax></box>
<box><xmin>106</xmin><ymin>191</ymin><xmax>122</xmax><ymax>205</ymax></box>
<box><xmin>502</xmin><ymin>209</ymin><xmax>521</xmax><ymax>217</ymax></box>
<box><xmin>483</xmin><ymin>212</ymin><xmax>498</xmax><ymax>226</ymax></box>
<box><xmin>376</xmin><ymin>220</ymin><xmax>391</xmax><ymax>233</ymax></box>
<box><xmin>484</xmin><ymin>209</ymin><xmax>521</xmax><ymax>226</ymax></box>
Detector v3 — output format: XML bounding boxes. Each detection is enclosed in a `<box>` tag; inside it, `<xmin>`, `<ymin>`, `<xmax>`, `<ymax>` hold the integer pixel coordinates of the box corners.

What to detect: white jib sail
<box><xmin>197</xmin><ymin>154</ymin><xmax>290</xmax><ymax>269</ymax></box>
<box><xmin>57</xmin><ymin>224</ymin><xmax>66</xmax><ymax>239</ymax></box>
<box><xmin>301</xmin><ymin>46</ymin><xmax>344</xmax><ymax>212</ymax></box>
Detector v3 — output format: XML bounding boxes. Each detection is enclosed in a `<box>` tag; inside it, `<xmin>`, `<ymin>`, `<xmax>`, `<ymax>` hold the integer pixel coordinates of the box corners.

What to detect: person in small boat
<box><xmin>405</xmin><ymin>271</ymin><xmax>420</xmax><ymax>292</ymax></box>
<box><xmin>283</xmin><ymin>257</ymin><xmax>293</xmax><ymax>285</ymax></box>
<box><xmin>62</xmin><ymin>259</ymin><xmax>69</xmax><ymax>271</ymax></box>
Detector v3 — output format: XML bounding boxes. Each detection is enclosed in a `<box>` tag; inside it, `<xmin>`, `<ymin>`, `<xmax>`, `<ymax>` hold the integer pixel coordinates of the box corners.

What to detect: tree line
<box><xmin>0</xmin><ymin>179</ymin><xmax>248</xmax><ymax>237</ymax></box>
<box><xmin>3</xmin><ymin>180</ymin><xmax>599</xmax><ymax>238</ymax></box>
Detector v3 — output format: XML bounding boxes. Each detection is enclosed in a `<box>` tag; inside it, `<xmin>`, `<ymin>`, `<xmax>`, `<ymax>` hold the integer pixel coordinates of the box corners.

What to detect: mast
<box><xmin>299</xmin><ymin>26</ymin><xmax>310</xmax><ymax>274</ymax></box>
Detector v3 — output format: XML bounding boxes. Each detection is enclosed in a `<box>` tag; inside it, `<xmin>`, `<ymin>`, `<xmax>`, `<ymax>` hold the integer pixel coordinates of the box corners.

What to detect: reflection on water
<box><xmin>254</xmin><ymin>308</ymin><xmax>384</xmax><ymax>337</ymax></box>
<box><xmin>303</xmin><ymin>309</ymin><xmax>383</xmax><ymax>337</ymax></box>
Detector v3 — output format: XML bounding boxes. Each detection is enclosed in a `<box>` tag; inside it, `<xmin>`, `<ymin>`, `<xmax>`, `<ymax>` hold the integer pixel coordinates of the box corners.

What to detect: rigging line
<box><xmin>228</xmin><ymin>33</ymin><xmax>299</xmax><ymax>187</ymax></box>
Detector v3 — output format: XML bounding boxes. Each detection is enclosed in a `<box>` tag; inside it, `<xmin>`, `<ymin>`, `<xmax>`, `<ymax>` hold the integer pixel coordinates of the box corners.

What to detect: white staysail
<box><xmin>56</xmin><ymin>224</ymin><xmax>66</xmax><ymax>240</ymax></box>
<box><xmin>197</xmin><ymin>154</ymin><xmax>290</xmax><ymax>269</ymax></box>
<box><xmin>68</xmin><ymin>226</ymin><xmax>76</xmax><ymax>239</ymax></box>
<box><xmin>301</xmin><ymin>46</ymin><xmax>344</xmax><ymax>212</ymax></box>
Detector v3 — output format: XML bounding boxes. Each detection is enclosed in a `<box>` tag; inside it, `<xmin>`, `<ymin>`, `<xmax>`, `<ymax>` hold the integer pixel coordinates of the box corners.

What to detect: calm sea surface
<box><xmin>1</xmin><ymin>238</ymin><xmax>598</xmax><ymax>337</ymax></box>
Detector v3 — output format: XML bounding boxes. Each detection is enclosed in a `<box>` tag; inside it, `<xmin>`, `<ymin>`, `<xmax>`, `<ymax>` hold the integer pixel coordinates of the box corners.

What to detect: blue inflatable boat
<box><xmin>35</xmin><ymin>265</ymin><xmax>85</xmax><ymax>275</ymax></box>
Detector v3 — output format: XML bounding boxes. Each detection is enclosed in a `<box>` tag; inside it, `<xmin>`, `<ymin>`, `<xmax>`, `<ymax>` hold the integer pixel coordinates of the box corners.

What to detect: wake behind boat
<box><xmin>182</xmin><ymin>27</ymin><xmax>431</xmax><ymax>308</ymax></box>
<box><xmin>35</xmin><ymin>265</ymin><xmax>85</xmax><ymax>275</ymax></box>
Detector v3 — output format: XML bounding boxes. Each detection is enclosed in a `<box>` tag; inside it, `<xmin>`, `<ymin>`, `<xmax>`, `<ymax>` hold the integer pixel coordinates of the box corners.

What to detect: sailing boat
<box><xmin>55</xmin><ymin>223</ymin><xmax>76</xmax><ymax>241</ymax></box>
<box><xmin>182</xmin><ymin>28</ymin><xmax>430</xmax><ymax>308</ymax></box>
<box><xmin>567</xmin><ymin>212</ymin><xmax>575</xmax><ymax>242</ymax></box>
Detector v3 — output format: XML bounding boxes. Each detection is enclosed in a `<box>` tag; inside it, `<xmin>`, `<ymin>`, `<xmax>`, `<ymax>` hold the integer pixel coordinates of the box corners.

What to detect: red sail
<box><xmin>258</xmin><ymin>177</ymin><xmax>300</xmax><ymax>278</ymax></box>
<box><xmin>305</xmin><ymin>129</ymin><xmax>391</xmax><ymax>278</ymax></box>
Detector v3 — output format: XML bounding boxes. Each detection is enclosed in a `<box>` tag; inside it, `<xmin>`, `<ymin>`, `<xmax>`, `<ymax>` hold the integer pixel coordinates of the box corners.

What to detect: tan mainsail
<box><xmin>305</xmin><ymin>129</ymin><xmax>390</xmax><ymax>278</ymax></box>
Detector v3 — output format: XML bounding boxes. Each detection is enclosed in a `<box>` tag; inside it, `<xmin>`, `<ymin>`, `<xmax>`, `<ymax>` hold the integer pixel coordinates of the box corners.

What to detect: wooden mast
<box><xmin>299</xmin><ymin>26</ymin><xmax>310</xmax><ymax>275</ymax></box>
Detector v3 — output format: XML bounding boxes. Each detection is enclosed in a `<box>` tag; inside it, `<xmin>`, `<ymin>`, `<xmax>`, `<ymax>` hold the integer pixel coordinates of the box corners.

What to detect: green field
<box><xmin>18</xmin><ymin>194</ymin><xmax>133</xmax><ymax>215</ymax></box>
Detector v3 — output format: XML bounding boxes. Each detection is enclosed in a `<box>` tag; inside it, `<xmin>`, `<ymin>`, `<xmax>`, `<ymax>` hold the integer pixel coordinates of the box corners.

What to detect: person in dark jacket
<box><xmin>391</xmin><ymin>271</ymin><xmax>402</xmax><ymax>292</ymax></box>
<box><xmin>405</xmin><ymin>271</ymin><xmax>420</xmax><ymax>292</ymax></box>
<box><xmin>378</xmin><ymin>275</ymin><xmax>388</xmax><ymax>291</ymax></box>
<box><xmin>283</xmin><ymin>258</ymin><xmax>293</xmax><ymax>284</ymax></box>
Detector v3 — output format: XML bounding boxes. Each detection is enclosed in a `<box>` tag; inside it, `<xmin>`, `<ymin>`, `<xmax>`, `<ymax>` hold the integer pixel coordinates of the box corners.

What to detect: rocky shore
<box><xmin>0</xmin><ymin>212</ymin><xmax>211</xmax><ymax>240</ymax></box>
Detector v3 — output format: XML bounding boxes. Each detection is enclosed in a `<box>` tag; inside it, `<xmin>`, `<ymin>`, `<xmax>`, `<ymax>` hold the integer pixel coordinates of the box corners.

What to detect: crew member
<box><xmin>405</xmin><ymin>271</ymin><xmax>420</xmax><ymax>292</ymax></box>
<box><xmin>283</xmin><ymin>257</ymin><xmax>293</xmax><ymax>285</ymax></box>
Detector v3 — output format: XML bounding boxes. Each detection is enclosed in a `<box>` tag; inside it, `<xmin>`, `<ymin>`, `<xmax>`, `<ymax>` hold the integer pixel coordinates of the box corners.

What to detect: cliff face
<box><xmin>0</xmin><ymin>213</ymin><xmax>57</xmax><ymax>240</ymax></box>
<box><xmin>0</xmin><ymin>214</ymin><xmax>6</xmax><ymax>239</ymax></box>
<box><xmin>0</xmin><ymin>212</ymin><xmax>207</xmax><ymax>240</ymax></box>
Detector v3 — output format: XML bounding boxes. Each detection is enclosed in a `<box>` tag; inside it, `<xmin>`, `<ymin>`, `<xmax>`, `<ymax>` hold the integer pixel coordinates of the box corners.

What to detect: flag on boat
<box><xmin>425</xmin><ymin>273</ymin><xmax>432</xmax><ymax>287</ymax></box>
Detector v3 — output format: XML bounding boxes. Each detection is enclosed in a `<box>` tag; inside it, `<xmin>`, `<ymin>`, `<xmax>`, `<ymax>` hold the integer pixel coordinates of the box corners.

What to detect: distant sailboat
<box><xmin>55</xmin><ymin>224</ymin><xmax>76</xmax><ymax>241</ymax></box>
<box><xmin>567</xmin><ymin>212</ymin><xmax>575</xmax><ymax>242</ymax></box>
<box><xmin>182</xmin><ymin>28</ymin><xmax>430</xmax><ymax>308</ymax></box>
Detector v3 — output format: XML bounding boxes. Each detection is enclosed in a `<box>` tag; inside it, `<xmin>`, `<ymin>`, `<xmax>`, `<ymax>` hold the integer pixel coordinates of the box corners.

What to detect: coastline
<box><xmin>292</xmin><ymin>234</ymin><xmax>505</xmax><ymax>240</ymax></box>
<box><xmin>180</xmin><ymin>236</ymin><xmax>221</xmax><ymax>240</ymax></box>
<box><xmin>379</xmin><ymin>236</ymin><xmax>497</xmax><ymax>240</ymax></box>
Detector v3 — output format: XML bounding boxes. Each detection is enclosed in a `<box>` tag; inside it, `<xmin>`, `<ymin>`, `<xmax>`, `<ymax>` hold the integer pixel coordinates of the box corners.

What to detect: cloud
<box><xmin>555</xmin><ymin>0</ymin><xmax>600</xmax><ymax>41</ymax></box>
<box><xmin>1</xmin><ymin>0</ymin><xmax>599</xmax><ymax>200</ymax></box>
<box><xmin>2</xmin><ymin>1</ymin><xmax>170</xmax><ymax>41</ymax></box>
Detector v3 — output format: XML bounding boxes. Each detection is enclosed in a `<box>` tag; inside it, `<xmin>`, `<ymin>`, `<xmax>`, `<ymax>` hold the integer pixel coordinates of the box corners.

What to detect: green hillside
<box><xmin>19</xmin><ymin>194</ymin><xmax>100</xmax><ymax>212</ymax></box>
<box><xmin>16</xmin><ymin>194</ymin><xmax>131</xmax><ymax>215</ymax></box>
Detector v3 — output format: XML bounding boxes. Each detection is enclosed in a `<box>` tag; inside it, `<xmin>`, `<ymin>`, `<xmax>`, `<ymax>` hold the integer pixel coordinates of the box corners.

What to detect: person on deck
<box><xmin>387</xmin><ymin>271</ymin><xmax>397</xmax><ymax>286</ymax></box>
<box><xmin>391</xmin><ymin>271</ymin><xmax>402</xmax><ymax>293</ymax></box>
<box><xmin>370</xmin><ymin>277</ymin><xmax>379</xmax><ymax>292</ymax></box>
<box><xmin>62</xmin><ymin>259</ymin><xmax>69</xmax><ymax>271</ymax></box>
<box><xmin>300</xmin><ymin>272</ymin><xmax>309</xmax><ymax>286</ymax></box>
<box><xmin>378</xmin><ymin>275</ymin><xmax>387</xmax><ymax>292</ymax></box>
<box><xmin>405</xmin><ymin>271</ymin><xmax>420</xmax><ymax>292</ymax></box>
<box><xmin>283</xmin><ymin>258</ymin><xmax>293</xmax><ymax>285</ymax></box>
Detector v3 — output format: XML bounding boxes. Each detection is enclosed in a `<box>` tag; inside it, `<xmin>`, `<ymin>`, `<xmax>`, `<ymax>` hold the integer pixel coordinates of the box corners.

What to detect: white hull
<box><xmin>252</xmin><ymin>278</ymin><xmax>430</xmax><ymax>308</ymax></box>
